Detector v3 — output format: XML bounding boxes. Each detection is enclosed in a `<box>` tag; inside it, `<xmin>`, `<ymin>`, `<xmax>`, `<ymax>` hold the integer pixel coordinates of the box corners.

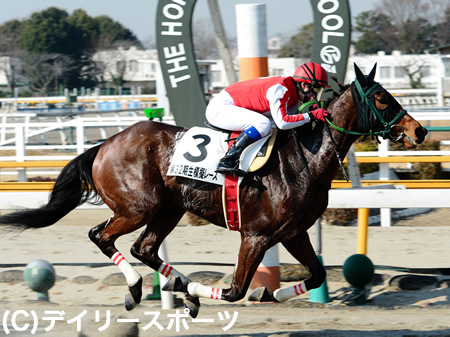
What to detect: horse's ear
<box><xmin>354</xmin><ymin>63</ymin><xmax>367</xmax><ymax>87</ymax></box>
<box><xmin>367</xmin><ymin>63</ymin><xmax>377</xmax><ymax>81</ymax></box>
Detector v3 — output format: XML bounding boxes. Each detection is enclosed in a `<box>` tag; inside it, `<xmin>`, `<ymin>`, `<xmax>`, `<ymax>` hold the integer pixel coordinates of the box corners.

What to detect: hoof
<box><xmin>248</xmin><ymin>287</ymin><xmax>278</xmax><ymax>302</ymax></box>
<box><xmin>124</xmin><ymin>277</ymin><xmax>143</xmax><ymax>311</ymax></box>
<box><xmin>184</xmin><ymin>294</ymin><xmax>200</xmax><ymax>318</ymax></box>
<box><xmin>125</xmin><ymin>292</ymin><xmax>138</xmax><ymax>311</ymax></box>
<box><xmin>162</xmin><ymin>276</ymin><xmax>188</xmax><ymax>293</ymax></box>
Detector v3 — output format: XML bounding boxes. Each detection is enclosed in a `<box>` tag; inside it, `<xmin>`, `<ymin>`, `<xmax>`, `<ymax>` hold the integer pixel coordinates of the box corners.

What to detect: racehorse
<box><xmin>0</xmin><ymin>64</ymin><xmax>427</xmax><ymax>317</ymax></box>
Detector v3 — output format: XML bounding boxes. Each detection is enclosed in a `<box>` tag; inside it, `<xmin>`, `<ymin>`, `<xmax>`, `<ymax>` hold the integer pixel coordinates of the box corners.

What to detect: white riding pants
<box><xmin>206</xmin><ymin>90</ymin><xmax>273</xmax><ymax>138</ymax></box>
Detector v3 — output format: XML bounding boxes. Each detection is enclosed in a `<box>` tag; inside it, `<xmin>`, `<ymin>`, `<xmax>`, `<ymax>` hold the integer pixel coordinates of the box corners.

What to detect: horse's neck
<box><xmin>307</xmin><ymin>89</ymin><xmax>359</xmax><ymax>186</ymax></box>
<box><xmin>327</xmin><ymin>89</ymin><xmax>359</xmax><ymax>156</ymax></box>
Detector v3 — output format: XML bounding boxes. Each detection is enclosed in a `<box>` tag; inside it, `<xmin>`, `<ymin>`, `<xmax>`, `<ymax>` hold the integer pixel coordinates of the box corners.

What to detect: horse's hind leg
<box><xmin>89</xmin><ymin>214</ymin><xmax>148</xmax><ymax>310</ymax></box>
<box><xmin>249</xmin><ymin>232</ymin><xmax>326</xmax><ymax>303</ymax></box>
<box><xmin>130</xmin><ymin>205</ymin><xmax>185</xmax><ymax>278</ymax></box>
<box><xmin>130</xmin><ymin>205</ymin><xmax>202</xmax><ymax>317</ymax></box>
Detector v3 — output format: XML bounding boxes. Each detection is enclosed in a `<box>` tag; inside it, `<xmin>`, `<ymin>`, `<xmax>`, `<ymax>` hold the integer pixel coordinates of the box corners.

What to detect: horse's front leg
<box><xmin>164</xmin><ymin>234</ymin><xmax>268</xmax><ymax>303</ymax></box>
<box><xmin>249</xmin><ymin>231</ymin><xmax>326</xmax><ymax>303</ymax></box>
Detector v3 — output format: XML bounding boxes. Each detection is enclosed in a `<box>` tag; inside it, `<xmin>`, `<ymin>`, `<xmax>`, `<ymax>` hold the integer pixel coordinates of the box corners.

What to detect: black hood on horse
<box><xmin>351</xmin><ymin>63</ymin><xmax>402</xmax><ymax>135</ymax></box>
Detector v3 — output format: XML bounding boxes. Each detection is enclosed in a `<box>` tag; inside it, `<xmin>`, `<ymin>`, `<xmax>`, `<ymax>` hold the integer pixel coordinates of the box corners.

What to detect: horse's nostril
<box><xmin>415</xmin><ymin>127</ymin><xmax>428</xmax><ymax>140</ymax></box>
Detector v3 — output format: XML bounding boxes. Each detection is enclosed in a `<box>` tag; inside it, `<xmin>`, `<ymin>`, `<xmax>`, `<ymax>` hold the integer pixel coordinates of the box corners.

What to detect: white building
<box><xmin>92</xmin><ymin>46</ymin><xmax>159</xmax><ymax>93</ymax></box>
<box><xmin>346</xmin><ymin>51</ymin><xmax>441</xmax><ymax>90</ymax></box>
<box><xmin>0</xmin><ymin>45</ymin><xmax>448</xmax><ymax>105</ymax></box>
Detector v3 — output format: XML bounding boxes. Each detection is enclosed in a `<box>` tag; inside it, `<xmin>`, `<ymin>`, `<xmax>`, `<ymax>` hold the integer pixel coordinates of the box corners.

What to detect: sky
<box><xmin>0</xmin><ymin>0</ymin><xmax>381</xmax><ymax>43</ymax></box>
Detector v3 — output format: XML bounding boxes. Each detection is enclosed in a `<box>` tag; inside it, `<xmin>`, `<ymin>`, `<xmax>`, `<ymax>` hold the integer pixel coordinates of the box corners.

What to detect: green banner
<box><xmin>156</xmin><ymin>0</ymin><xmax>206</xmax><ymax>128</ymax></box>
<box><xmin>310</xmin><ymin>0</ymin><xmax>351</xmax><ymax>89</ymax></box>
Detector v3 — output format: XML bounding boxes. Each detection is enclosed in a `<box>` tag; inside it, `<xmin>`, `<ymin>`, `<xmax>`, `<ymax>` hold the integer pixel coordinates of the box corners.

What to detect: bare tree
<box><xmin>142</xmin><ymin>36</ymin><xmax>156</xmax><ymax>50</ymax></box>
<box><xmin>400</xmin><ymin>57</ymin><xmax>427</xmax><ymax>89</ymax></box>
<box><xmin>376</xmin><ymin>0</ymin><xmax>430</xmax><ymax>26</ymax></box>
<box><xmin>374</xmin><ymin>0</ymin><xmax>449</xmax><ymax>53</ymax></box>
<box><xmin>91</xmin><ymin>48</ymin><xmax>129</xmax><ymax>93</ymax></box>
<box><xmin>21</xmin><ymin>52</ymin><xmax>77</xmax><ymax>95</ymax></box>
<box><xmin>192</xmin><ymin>18</ymin><xmax>219</xmax><ymax>60</ymax></box>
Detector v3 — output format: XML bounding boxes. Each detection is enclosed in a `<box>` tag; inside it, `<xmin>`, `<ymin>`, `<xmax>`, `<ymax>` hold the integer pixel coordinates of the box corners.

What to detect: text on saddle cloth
<box><xmin>167</xmin><ymin>126</ymin><xmax>274</xmax><ymax>186</ymax></box>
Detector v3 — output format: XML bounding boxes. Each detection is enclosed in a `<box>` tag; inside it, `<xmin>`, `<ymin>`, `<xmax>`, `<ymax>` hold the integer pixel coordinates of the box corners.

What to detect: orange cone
<box><xmin>251</xmin><ymin>245</ymin><xmax>280</xmax><ymax>291</ymax></box>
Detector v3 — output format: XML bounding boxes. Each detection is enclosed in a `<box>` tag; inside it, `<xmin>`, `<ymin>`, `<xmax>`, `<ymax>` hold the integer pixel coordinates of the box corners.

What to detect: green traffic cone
<box><xmin>145</xmin><ymin>272</ymin><xmax>161</xmax><ymax>300</ymax></box>
<box><xmin>309</xmin><ymin>255</ymin><xmax>330</xmax><ymax>303</ymax></box>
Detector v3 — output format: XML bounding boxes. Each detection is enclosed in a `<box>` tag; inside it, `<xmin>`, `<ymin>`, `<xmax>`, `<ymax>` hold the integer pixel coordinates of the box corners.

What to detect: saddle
<box><xmin>204</xmin><ymin>122</ymin><xmax>277</xmax><ymax>173</ymax></box>
<box><xmin>204</xmin><ymin>122</ymin><xmax>278</xmax><ymax>231</ymax></box>
<box><xmin>167</xmin><ymin>124</ymin><xmax>278</xmax><ymax>232</ymax></box>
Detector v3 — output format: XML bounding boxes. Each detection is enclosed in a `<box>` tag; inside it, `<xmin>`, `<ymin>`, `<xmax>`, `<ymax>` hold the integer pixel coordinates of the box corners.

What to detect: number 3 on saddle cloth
<box><xmin>167</xmin><ymin>126</ymin><xmax>277</xmax><ymax>231</ymax></box>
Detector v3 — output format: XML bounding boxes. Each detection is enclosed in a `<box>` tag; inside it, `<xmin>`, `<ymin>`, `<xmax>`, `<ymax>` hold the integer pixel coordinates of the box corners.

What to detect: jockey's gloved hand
<box><xmin>309</xmin><ymin>108</ymin><xmax>329</xmax><ymax>122</ymax></box>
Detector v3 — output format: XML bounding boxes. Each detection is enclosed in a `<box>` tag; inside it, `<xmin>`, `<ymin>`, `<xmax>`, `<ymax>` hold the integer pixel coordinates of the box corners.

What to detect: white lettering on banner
<box><xmin>164</xmin><ymin>43</ymin><xmax>186</xmax><ymax>58</ymax></box>
<box><xmin>163</xmin><ymin>4</ymin><xmax>184</xmax><ymax>20</ymax></box>
<box><xmin>170</xmin><ymin>74</ymin><xmax>191</xmax><ymax>88</ymax></box>
<box><xmin>167</xmin><ymin>57</ymin><xmax>189</xmax><ymax>73</ymax></box>
<box><xmin>317</xmin><ymin>0</ymin><xmax>346</xmax><ymax>74</ymax></box>
<box><xmin>160</xmin><ymin>0</ymin><xmax>187</xmax><ymax>35</ymax></box>
<box><xmin>161</xmin><ymin>22</ymin><xmax>183</xmax><ymax>36</ymax></box>
<box><xmin>163</xmin><ymin>43</ymin><xmax>191</xmax><ymax>88</ymax></box>
<box><xmin>318</xmin><ymin>0</ymin><xmax>339</xmax><ymax>13</ymax></box>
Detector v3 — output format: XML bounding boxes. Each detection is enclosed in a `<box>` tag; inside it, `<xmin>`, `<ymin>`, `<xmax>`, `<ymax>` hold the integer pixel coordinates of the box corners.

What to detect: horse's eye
<box><xmin>374</xmin><ymin>92</ymin><xmax>389</xmax><ymax>109</ymax></box>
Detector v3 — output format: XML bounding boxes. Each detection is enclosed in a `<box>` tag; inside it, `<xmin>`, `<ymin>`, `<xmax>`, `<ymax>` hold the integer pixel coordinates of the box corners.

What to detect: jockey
<box><xmin>206</xmin><ymin>61</ymin><xmax>331</xmax><ymax>177</ymax></box>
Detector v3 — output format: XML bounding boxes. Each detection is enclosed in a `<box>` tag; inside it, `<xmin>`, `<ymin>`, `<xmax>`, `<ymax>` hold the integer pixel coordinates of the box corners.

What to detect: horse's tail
<box><xmin>0</xmin><ymin>145</ymin><xmax>102</xmax><ymax>230</ymax></box>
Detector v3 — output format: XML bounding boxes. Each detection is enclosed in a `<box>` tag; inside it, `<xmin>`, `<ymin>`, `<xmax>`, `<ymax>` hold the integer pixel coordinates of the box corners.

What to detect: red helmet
<box><xmin>293</xmin><ymin>62</ymin><xmax>330</xmax><ymax>88</ymax></box>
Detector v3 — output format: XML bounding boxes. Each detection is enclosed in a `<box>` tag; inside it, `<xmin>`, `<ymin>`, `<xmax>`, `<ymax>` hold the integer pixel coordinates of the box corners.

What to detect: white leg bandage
<box><xmin>111</xmin><ymin>252</ymin><xmax>141</xmax><ymax>286</ymax></box>
<box><xmin>273</xmin><ymin>282</ymin><xmax>307</xmax><ymax>303</ymax></box>
<box><xmin>158</xmin><ymin>262</ymin><xmax>185</xmax><ymax>279</ymax></box>
<box><xmin>188</xmin><ymin>282</ymin><xmax>223</xmax><ymax>300</ymax></box>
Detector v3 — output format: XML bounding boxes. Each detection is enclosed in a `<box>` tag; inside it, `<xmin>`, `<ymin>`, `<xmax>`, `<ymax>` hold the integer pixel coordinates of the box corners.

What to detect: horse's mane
<box><xmin>324</xmin><ymin>84</ymin><xmax>350</xmax><ymax>106</ymax></box>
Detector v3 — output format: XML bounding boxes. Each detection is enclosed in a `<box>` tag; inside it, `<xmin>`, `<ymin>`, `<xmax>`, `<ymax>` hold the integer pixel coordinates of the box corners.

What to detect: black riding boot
<box><xmin>216</xmin><ymin>132</ymin><xmax>255</xmax><ymax>177</ymax></box>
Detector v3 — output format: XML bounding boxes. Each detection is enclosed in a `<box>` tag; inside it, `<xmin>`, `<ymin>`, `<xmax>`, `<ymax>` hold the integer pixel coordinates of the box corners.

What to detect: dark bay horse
<box><xmin>0</xmin><ymin>64</ymin><xmax>427</xmax><ymax>317</ymax></box>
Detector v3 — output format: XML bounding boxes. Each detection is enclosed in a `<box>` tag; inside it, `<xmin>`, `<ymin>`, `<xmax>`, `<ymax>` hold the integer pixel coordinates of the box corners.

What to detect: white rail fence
<box><xmin>1</xmin><ymin>189</ymin><xmax>449</xmax><ymax>211</ymax></box>
<box><xmin>1</xmin><ymin>111</ymin><xmax>449</xmax><ymax>229</ymax></box>
<box><xmin>0</xmin><ymin>116</ymin><xmax>175</xmax><ymax>156</ymax></box>
<box><xmin>0</xmin><ymin>110</ymin><xmax>449</xmax><ymax>180</ymax></box>
<box><xmin>1</xmin><ymin>110</ymin><xmax>448</xmax><ymax>154</ymax></box>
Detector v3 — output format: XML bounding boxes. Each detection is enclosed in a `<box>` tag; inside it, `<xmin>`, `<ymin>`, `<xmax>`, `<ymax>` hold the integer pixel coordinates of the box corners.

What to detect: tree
<box><xmin>376</xmin><ymin>0</ymin><xmax>430</xmax><ymax>27</ymax></box>
<box><xmin>192</xmin><ymin>18</ymin><xmax>219</xmax><ymax>60</ymax></box>
<box><xmin>20</xmin><ymin>52</ymin><xmax>77</xmax><ymax>95</ymax></box>
<box><xmin>400</xmin><ymin>58</ymin><xmax>428</xmax><ymax>89</ymax></box>
<box><xmin>93</xmin><ymin>15</ymin><xmax>141</xmax><ymax>49</ymax></box>
<box><xmin>0</xmin><ymin>7</ymin><xmax>143</xmax><ymax>93</ymax></box>
<box><xmin>91</xmin><ymin>48</ymin><xmax>129</xmax><ymax>94</ymax></box>
<box><xmin>431</xmin><ymin>6</ymin><xmax>450</xmax><ymax>47</ymax></box>
<box><xmin>66</xmin><ymin>9</ymin><xmax>99</xmax><ymax>58</ymax></box>
<box><xmin>368</xmin><ymin>0</ymin><xmax>450</xmax><ymax>53</ymax></box>
<box><xmin>353</xmin><ymin>11</ymin><xmax>398</xmax><ymax>54</ymax></box>
<box><xmin>278</xmin><ymin>23</ymin><xmax>313</xmax><ymax>58</ymax></box>
<box><xmin>398</xmin><ymin>17</ymin><xmax>433</xmax><ymax>54</ymax></box>
<box><xmin>0</xmin><ymin>20</ymin><xmax>24</xmax><ymax>92</ymax></box>
<box><xmin>0</xmin><ymin>20</ymin><xmax>22</xmax><ymax>53</ymax></box>
<box><xmin>18</xmin><ymin>7</ymin><xmax>71</xmax><ymax>55</ymax></box>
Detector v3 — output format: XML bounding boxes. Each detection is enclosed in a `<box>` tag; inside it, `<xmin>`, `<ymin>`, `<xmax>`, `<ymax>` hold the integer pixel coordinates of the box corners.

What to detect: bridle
<box><xmin>326</xmin><ymin>78</ymin><xmax>408</xmax><ymax>143</ymax></box>
<box><xmin>293</xmin><ymin>77</ymin><xmax>408</xmax><ymax>183</ymax></box>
